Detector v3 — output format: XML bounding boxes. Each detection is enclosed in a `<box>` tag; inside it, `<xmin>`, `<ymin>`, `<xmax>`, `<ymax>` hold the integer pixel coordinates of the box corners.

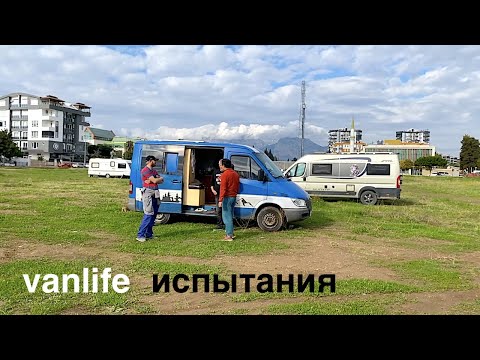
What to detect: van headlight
<box><xmin>291</xmin><ymin>198</ymin><xmax>306</xmax><ymax>207</ymax></box>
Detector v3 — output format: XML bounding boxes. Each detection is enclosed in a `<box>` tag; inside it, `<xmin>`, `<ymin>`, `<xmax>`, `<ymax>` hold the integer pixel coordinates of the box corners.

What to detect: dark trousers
<box><xmin>215</xmin><ymin>194</ymin><xmax>224</xmax><ymax>226</ymax></box>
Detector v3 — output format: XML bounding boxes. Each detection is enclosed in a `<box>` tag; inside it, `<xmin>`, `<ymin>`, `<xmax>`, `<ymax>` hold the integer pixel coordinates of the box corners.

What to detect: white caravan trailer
<box><xmin>284</xmin><ymin>153</ymin><xmax>402</xmax><ymax>205</ymax></box>
<box><xmin>88</xmin><ymin>158</ymin><xmax>131</xmax><ymax>178</ymax></box>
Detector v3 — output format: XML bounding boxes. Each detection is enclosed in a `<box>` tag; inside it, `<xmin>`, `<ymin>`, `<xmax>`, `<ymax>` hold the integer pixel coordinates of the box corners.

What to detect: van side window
<box><xmin>231</xmin><ymin>155</ymin><xmax>262</xmax><ymax>180</ymax></box>
<box><xmin>287</xmin><ymin>163</ymin><xmax>306</xmax><ymax>177</ymax></box>
<box><xmin>312</xmin><ymin>163</ymin><xmax>332</xmax><ymax>175</ymax></box>
<box><xmin>118</xmin><ymin>163</ymin><xmax>127</xmax><ymax>169</ymax></box>
<box><xmin>141</xmin><ymin>154</ymin><xmax>164</xmax><ymax>172</ymax></box>
<box><xmin>367</xmin><ymin>164</ymin><xmax>390</xmax><ymax>175</ymax></box>
<box><xmin>91</xmin><ymin>162</ymin><xmax>99</xmax><ymax>168</ymax></box>
<box><xmin>110</xmin><ymin>161</ymin><xmax>115</xmax><ymax>167</ymax></box>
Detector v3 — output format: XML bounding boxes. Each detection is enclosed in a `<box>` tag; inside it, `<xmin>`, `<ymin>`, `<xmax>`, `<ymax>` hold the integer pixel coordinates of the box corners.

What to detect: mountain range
<box><xmin>208</xmin><ymin>137</ymin><xmax>328</xmax><ymax>160</ymax></box>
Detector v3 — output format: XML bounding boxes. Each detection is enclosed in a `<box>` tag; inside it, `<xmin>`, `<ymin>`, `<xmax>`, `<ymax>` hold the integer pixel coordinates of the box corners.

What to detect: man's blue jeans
<box><xmin>221</xmin><ymin>197</ymin><xmax>236</xmax><ymax>237</ymax></box>
<box><xmin>137</xmin><ymin>196</ymin><xmax>159</xmax><ymax>239</ymax></box>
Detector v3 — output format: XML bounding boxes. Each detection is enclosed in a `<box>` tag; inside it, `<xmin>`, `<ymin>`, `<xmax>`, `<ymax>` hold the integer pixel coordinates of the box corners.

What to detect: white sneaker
<box><xmin>136</xmin><ymin>237</ymin><xmax>146</xmax><ymax>242</ymax></box>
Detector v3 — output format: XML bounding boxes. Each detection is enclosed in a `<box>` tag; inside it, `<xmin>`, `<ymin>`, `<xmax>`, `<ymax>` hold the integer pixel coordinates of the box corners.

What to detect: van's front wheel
<box><xmin>360</xmin><ymin>190</ymin><xmax>378</xmax><ymax>205</ymax></box>
<box><xmin>256</xmin><ymin>206</ymin><xmax>284</xmax><ymax>232</ymax></box>
<box><xmin>155</xmin><ymin>213</ymin><xmax>171</xmax><ymax>225</ymax></box>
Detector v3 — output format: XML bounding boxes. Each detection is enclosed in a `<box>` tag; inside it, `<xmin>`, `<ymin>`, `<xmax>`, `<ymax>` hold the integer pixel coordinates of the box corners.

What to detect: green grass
<box><xmin>0</xmin><ymin>259</ymin><xmax>130</xmax><ymax>314</ymax></box>
<box><xmin>304</xmin><ymin>176</ymin><xmax>480</xmax><ymax>252</ymax></box>
<box><xmin>266</xmin><ymin>299</ymin><xmax>388</xmax><ymax>315</ymax></box>
<box><xmin>232</xmin><ymin>278</ymin><xmax>419</xmax><ymax>302</ymax></box>
<box><xmin>1</xmin><ymin>168</ymin><xmax>480</xmax><ymax>314</ymax></box>
<box><xmin>388</xmin><ymin>259</ymin><xmax>473</xmax><ymax>291</ymax></box>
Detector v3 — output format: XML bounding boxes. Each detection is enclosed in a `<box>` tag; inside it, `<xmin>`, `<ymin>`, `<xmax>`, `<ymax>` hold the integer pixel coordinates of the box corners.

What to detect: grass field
<box><xmin>1</xmin><ymin>167</ymin><xmax>479</xmax><ymax>314</ymax></box>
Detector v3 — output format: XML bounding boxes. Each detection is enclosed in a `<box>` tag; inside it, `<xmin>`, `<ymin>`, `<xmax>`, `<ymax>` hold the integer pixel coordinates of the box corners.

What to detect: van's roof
<box><xmin>134</xmin><ymin>140</ymin><xmax>260</xmax><ymax>153</ymax></box>
<box><xmin>297</xmin><ymin>153</ymin><xmax>399</xmax><ymax>161</ymax></box>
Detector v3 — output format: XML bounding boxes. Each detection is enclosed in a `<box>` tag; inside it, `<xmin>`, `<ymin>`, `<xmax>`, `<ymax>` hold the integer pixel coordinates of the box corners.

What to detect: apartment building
<box><xmin>330</xmin><ymin>141</ymin><xmax>367</xmax><ymax>153</ymax></box>
<box><xmin>0</xmin><ymin>93</ymin><xmax>91</xmax><ymax>161</ymax></box>
<box><xmin>328</xmin><ymin>127</ymin><xmax>362</xmax><ymax>153</ymax></box>
<box><xmin>395</xmin><ymin>128</ymin><xmax>430</xmax><ymax>143</ymax></box>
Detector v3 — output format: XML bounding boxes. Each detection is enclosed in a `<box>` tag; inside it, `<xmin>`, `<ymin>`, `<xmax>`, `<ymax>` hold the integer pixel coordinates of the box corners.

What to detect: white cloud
<box><xmin>1</xmin><ymin>44</ymin><xmax>480</xmax><ymax>156</ymax></box>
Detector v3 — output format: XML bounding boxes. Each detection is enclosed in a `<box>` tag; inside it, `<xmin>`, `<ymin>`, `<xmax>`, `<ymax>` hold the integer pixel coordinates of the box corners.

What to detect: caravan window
<box><xmin>90</xmin><ymin>162</ymin><xmax>99</xmax><ymax>168</ymax></box>
<box><xmin>312</xmin><ymin>164</ymin><xmax>332</xmax><ymax>175</ymax></box>
<box><xmin>367</xmin><ymin>164</ymin><xmax>390</xmax><ymax>175</ymax></box>
<box><xmin>110</xmin><ymin>161</ymin><xmax>115</xmax><ymax>167</ymax></box>
<box><xmin>118</xmin><ymin>163</ymin><xmax>127</xmax><ymax>169</ymax></box>
<box><xmin>231</xmin><ymin>155</ymin><xmax>261</xmax><ymax>180</ymax></box>
<box><xmin>287</xmin><ymin>163</ymin><xmax>306</xmax><ymax>177</ymax></box>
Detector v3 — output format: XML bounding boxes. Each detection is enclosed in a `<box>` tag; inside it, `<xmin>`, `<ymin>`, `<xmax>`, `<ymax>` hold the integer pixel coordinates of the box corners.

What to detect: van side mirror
<box><xmin>258</xmin><ymin>169</ymin><xmax>267</xmax><ymax>182</ymax></box>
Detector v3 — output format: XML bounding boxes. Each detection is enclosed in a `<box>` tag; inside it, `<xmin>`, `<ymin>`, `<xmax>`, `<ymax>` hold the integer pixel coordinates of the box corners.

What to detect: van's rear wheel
<box><xmin>256</xmin><ymin>206</ymin><xmax>284</xmax><ymax>232</ymax></box>
<box><xmin>105</xmin><ymin>174</ymin><xmax>110</xmax><ymax>178</ymax></box>
<box><xmin>360</xmin><ymin>190</ymin><xmax>377</xmax><ymax>205</ymax></box>
<box><xmin>155</xmin><ymin>213</ymin><xmax>171</xmax><ymax>225</ymax></box>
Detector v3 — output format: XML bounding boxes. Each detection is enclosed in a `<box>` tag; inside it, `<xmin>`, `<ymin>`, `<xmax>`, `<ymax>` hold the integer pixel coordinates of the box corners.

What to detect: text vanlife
<box><xmin>23</xmin><ymin>268</ymin><xmax>130</xmax><ymax>294</ymax></box>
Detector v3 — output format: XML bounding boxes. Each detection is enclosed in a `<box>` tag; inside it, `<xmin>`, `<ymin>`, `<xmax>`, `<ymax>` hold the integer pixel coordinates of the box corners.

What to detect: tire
<box><xmin>256</xmin><ymin>206</ymin><xmax>284</xmax><ymax>232</ymax></box>
<box><xmin>105</xmin><ymin>174</ymin><xmax>110</xmax><ymax>178</ymax></box>
<box><xmin>360</xmin><ymin>190</ymin><xmax>378</xmax><ymax>205</ymax></box>
<box><xmin>155</xmin><ymin>213</ymin><xmax>171</xmax><ymax>225</ymax></box>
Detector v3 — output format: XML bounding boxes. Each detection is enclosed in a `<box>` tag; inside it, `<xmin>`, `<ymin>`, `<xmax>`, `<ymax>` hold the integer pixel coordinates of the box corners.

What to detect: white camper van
<box><xmin>284</xmin><ymin>153</ymin><xmax>401</xmax><ymax>205</ymax></box>
<box><xmin>88</xmin><ymin>158</ymin><xmax>131</xmax><ymax>178</ymax></box>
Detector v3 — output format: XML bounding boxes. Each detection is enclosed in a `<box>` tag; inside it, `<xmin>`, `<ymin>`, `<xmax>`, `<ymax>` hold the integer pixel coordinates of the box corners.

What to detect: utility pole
<box><xmin>300</xmin><ymin>80</ymin><xmax>306</xmax><ymax>158</ymax></box>
<box><xmin>83</xmin><ymin>141</ymin><xmax>87</xmax><ymax>165</ymax></box>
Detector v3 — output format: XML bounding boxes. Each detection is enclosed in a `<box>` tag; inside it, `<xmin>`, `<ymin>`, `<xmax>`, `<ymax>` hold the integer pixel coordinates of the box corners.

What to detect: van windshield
<box><xmin>256</xmin><ymin>153</ymin><xmax>284</xmax><ymax>178</ymax></box>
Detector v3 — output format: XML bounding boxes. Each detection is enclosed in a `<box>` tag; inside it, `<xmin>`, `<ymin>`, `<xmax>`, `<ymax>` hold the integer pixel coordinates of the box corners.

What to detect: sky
<box><xmin>1</xmin><ymin>45</ymin><xmax>479</xmax><ymax>156</ymax></box>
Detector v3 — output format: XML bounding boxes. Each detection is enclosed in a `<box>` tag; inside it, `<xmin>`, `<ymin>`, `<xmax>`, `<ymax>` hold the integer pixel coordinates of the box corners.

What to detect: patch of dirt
<box><xmin>0</xmin><ymin>209</ymin><xmax>31</xmax><ymax>215</ymax></box>
<box><xmin>2</xmin><ymin>232</ymin><xmax>480</xmax><ymax>315</ymax></box>
<box><xmin>396</xmin><ymin>289</ymin><xmax>480</xmax><ymax>314</ymax></box>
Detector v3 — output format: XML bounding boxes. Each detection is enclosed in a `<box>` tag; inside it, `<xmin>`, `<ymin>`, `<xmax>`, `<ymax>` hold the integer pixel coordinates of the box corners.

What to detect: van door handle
<box><xmin>302</xmin><ymin>176</ymin><xmax>307</xmax><ymax>181</ymax></box>
<box><xmin>172</xmin><ymin>180</ymin><xmax>181</xmax><ymax>183</ymax></box>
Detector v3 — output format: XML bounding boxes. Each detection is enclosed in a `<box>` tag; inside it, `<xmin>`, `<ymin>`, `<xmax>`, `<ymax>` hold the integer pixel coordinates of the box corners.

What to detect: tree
<box><xmin>264</xmin><ymin>148</ymin><xmax>276</xmax><ymax>161</ymax></box>
<box><xmin>0</xmin><ymin>130</ymin><xmax>22</xmax><ymax>160</ymax></box>
<box><xmin>123</xmin><ymin>141</ymin><xmax>134</xmax><ymax>160</ymax></box>
<box><xmin>400</xmin><ymin>159</ymin><xmax>414</xmax><ymax>171</ymax></box>
<box><xmin>414</xmin><ymin>155</ymin><xmax>448</xmax><ymax>170</ymax></box>
<box><xmin>460</xmin><ymin>135</ymin><xmax>480</xmax><ymax>171</ymax></box>
<box><xmin>87</xmin><ymin>144</ymin><xmax>98</xmax><ymax>158</ymax></box>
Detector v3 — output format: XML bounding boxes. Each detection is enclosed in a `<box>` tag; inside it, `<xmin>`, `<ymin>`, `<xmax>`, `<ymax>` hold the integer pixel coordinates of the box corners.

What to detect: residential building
<box><xmin>0</xmin><ymin>92</ymin><xmax>91</xmax><ymax>161</ymax></box>
<box><xmin>396</xmin><ymin>128</ymin><xmax>430</xmax><ymax>143</ymax></box>
<box><xmin>83</xmin><ymin>127</ymin><xmax>116</xmax><ymax>145</ymax></box>
<box><xmin>442</xmin><ymin>155</ymin><xmax>460</xmax><ymax>167</ymax></box>
<box><xmin>328</xmin><ymin>127</ymin><xmax>362</xmax><ymax>153</ymax></box>
<box><xmin>331</xmin><ymin>141</ymin><xmax>367</xmax><ymax>153</ymax></box>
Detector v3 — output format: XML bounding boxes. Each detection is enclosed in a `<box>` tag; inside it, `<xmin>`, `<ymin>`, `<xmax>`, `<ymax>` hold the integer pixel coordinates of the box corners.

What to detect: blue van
<box><xmin>127</xmin><ymin>140</ymin><xmax>312</xmax><ymax>231</ymax></box>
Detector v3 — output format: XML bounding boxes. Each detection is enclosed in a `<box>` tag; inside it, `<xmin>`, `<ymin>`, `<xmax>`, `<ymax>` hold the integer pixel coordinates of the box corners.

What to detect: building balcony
<box><xmin>41</xmin><ymin>115</ymin><xmax>58</xmax><ymax>121</ymax></box>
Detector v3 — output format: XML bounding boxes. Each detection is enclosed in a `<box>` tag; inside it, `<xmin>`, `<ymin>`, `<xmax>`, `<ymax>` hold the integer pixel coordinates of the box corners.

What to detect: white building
<box><xmin>0</xmin><ymin>93</ymin><xmax>91</xmax><ymax>161</ymax></box>
<box><xmin>395</xmin><ymin>128</ymin><xmax>430</xmax><ymax>143</ymax></box>
<box><xmin>328</xmin><ymin>127</ymin><xmax>363</xmax><ymax>153</ymax></box>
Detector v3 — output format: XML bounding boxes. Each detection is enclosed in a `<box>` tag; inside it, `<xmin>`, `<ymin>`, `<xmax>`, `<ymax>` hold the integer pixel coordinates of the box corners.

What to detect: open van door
<box><xmin>141</xmin><ymin>144</ymin><xmax>185</xmax><ymax>216</ymax></box>
<box><xmin>157</xmin><ymin>149</ymin><xmax>184</xmax><ymax>215</ymax></box>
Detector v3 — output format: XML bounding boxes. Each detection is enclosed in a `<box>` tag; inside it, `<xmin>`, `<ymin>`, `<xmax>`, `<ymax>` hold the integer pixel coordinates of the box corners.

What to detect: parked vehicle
<box><xmin>127</xmin><ymin>140</ymin><xmax>312</xmax><ymax>231</ymax></box>
<box><xmin>284</xmin><ymin>152</ymin><xmax>402</xmax><ymax>205</ymax></box>
<box><xmin>88</xmin><ymin>158</ymin><xmax>131</xmax><ymax>178</ymax></box>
